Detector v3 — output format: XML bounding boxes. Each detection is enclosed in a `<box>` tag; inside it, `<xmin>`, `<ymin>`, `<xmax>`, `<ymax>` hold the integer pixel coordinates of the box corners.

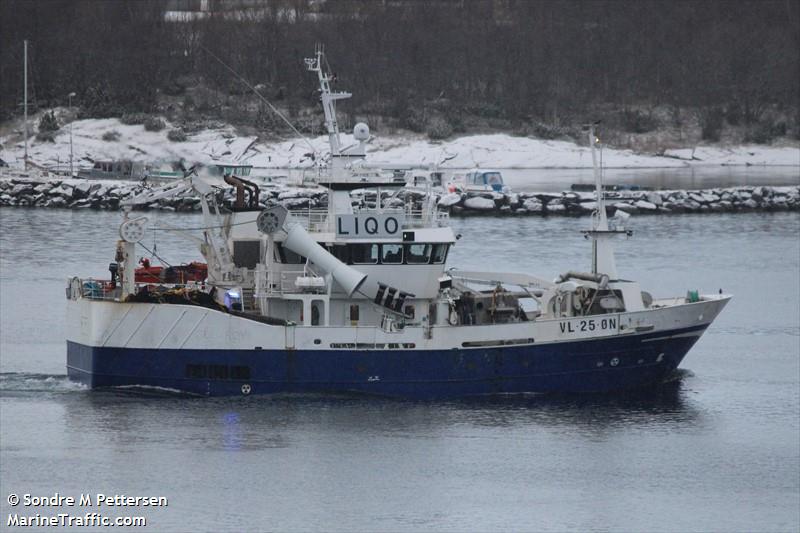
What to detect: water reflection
<box><xmin>0</xmin><ymin>369</ymin><xmax>706</xmax><ymax>454</ymax></box>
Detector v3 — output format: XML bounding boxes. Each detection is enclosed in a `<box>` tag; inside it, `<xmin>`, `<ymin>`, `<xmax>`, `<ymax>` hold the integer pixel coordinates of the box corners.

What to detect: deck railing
<box><xmin>66</xmin><ymin>277</ymin><xmax>122</xmax><ymax>301</ymax></box>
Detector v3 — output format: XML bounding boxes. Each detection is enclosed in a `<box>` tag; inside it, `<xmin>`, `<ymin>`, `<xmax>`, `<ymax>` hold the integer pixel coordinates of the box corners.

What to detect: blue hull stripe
<box><xmin>67</xmin><ymin>324</ymin><xmax>708</xmax><ymax>398</ymax></box>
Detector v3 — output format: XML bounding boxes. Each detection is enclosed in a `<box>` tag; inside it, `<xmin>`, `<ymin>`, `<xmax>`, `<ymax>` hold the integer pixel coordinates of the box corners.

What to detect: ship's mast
<box><xmin>23</xmin><ymin>40</ymin><xmax>28</xmax><ymax>171</ymax></box>
<box><xmin>586</xmin><ymin>124</ymin><xmax>627</xmax><ymax>279</ymax></box>
<box><xmin>304</xmin><ymin>46</ymin><xmax>360</xmax><ymax>221</ymax></box>
<box><xmin>590</xmin><ymin>124</ymin><xmax>608</xmax><ymax>233</ymax></box>
<box><xmin>305</xmin><ymin>46</ymin><xmax>351</xmax><ymax>157</ymax></box>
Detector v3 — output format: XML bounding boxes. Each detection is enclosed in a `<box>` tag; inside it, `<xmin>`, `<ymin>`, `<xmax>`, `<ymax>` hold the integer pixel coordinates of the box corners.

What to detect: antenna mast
<box><xmin>23</xmin><ymin>40</ymin><xmax>28</xmax><ymax>171</ymax></box>
<box><xmin>584</xmin><ymin>124</ymin><xmax>629</xmax><ymax>279</ymax></box>
<box><xmin>305</xmin><ymin>45</ymin><xmax>351</xmax><ymax>157</ymax></box>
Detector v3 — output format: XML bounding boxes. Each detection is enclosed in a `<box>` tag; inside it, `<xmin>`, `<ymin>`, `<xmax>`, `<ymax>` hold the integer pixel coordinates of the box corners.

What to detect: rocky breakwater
<box><xmin>437</xmin><ymin>186</ymin><xmax>800</xmax><ymax>216</ymax></box>
<box><xmin>0</xmin><ymin>178</ymin><xmax>328</xmax><ymax>212</ymax></box>
<box><xmin>0</xmin><ymin>177</ymin><xmax>797</xmax><ymax>216</ymax></box>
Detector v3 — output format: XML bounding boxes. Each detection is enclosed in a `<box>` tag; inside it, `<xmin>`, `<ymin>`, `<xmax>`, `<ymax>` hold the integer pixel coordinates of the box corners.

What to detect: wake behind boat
<box><xmin>65</xmin><ymin>49</ymin><xmax>730</xmax><ymax>398</ymax></box>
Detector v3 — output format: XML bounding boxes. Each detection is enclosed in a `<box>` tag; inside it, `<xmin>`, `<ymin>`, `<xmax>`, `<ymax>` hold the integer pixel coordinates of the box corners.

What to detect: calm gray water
<box><xmin>1</xmin><ymin>206</ymin><xmax>798</xmax><ymax>532</ymax></box>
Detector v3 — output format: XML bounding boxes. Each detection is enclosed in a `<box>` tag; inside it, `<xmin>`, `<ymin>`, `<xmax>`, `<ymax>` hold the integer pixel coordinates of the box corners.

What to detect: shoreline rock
<box><xmin>0</xmin><ymin>177</ymin><xmax>797</xmax><ymax>216</ymax></box>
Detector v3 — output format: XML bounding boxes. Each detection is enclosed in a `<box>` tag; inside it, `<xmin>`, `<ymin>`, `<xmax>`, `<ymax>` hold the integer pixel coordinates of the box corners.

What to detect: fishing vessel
<box><xmin>65</xmin><ymin>50</ymin><xmax>730</xmax><ymax>398</ymax></box>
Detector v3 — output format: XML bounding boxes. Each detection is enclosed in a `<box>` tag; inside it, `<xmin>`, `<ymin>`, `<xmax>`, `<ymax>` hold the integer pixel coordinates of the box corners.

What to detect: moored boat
<box><xmin>447</xmin><ymin>169</ymin><xmax>509</xmax><ymax>194</ymax></box>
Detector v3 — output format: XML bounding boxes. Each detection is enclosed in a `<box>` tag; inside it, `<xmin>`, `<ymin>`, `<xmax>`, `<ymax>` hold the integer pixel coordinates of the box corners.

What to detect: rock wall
<box><xmin>438</xmin><ymin>186</ymin><xmax>800</xmax><ymax>215</ymax></box>
<box><xmin>0</xmin><ymin>179</ymin><xmax>327</xmax><ymax>212</ymax></box>
<box><xmin>0</xmin><ymin>178</ymin><xmax>797</xmax><ymax>216</ymax></box>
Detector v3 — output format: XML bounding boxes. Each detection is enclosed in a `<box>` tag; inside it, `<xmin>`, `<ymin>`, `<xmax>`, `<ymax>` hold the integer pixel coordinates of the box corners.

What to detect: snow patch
<box><xmin>2</xmin><ymin>118</ymin><xmax>798</xmax><ymax>172</ymax></box>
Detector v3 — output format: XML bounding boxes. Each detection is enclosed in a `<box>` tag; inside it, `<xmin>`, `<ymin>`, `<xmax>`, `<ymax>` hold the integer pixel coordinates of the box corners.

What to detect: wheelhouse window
<box><xmin>327</xmin><ymin>244</ymin><xmax>349</xmax><ymax>263</ymax></box>
<box><xmin>350</xmin><ymin>243</ymin><xmax>378</xmax><ymax>264</ymax></box>
<box><xmin>405</xmin><ymin>243</ymin><xmax>432</xmax><ymax>264</ymax></box>
<box><xmin>381</xmin><ymin>244</ymin><xmax>403</xmax><ymax>264</ymax></box>
<box><xmin>485</xmin><ymin>172</ymin><xmax>503</xmax><ymax>185</ymax></box>
<box><xmin>346</xmin><ymin>243</ymin><xmax>448</xmax><ymax>264</ymax></box>
<box><xmin>431</xmin><ymin>244</ymin><xmax>449</xmax><ymax>264</ymax></box>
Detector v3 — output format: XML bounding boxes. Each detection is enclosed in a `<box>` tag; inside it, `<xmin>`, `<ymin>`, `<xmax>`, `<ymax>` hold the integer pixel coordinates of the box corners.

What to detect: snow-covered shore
<box><xmin>1</xmin><ymin>117</ymin><xmax>798</xmax><ymax>172</ymax></box>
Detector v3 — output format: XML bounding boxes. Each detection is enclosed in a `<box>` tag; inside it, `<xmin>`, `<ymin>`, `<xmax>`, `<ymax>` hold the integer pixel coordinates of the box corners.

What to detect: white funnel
<box><xmin>284</xmin><ymin>224</ymin><xmax>367</xmax><ymax>297</ymax></box>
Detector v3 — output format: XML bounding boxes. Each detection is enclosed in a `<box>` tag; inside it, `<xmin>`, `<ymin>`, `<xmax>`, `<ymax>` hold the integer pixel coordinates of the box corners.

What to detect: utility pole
<box><xmin>68</xmin><ymin>92</ymin><xmax>76</xmax><ymax>176</ymax></box>
<box><xmin>23</xmin><ymin>40</ymin><xmax>28</xmax><ymax>171</ymax></box>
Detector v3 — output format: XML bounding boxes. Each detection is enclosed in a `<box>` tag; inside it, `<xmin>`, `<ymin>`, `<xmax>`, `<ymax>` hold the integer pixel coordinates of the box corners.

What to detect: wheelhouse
<box><xmin>464</xmin><ymin>170</ymin><xmax>506</xmax><ymax>192</ymax></box>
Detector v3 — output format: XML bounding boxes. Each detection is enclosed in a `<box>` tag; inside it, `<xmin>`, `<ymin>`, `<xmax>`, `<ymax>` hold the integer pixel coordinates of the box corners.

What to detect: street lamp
<box><xmin>68</xmin><ymin>92</ymin><xmax>76</xmax><ymax>177</ymax></box>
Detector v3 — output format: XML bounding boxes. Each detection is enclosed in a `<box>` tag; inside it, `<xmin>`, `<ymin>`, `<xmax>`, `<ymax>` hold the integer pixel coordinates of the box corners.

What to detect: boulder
<box><xmin>70</xmin><ymin>199</ymin><xmax>92</xmax><ymax>208</ymax></box>
<box><xmin>689</xmin><ymin>193</ymin><xmax>706</xmax><ymax>204</ymax></box>
<box><xmin>522</xmin><ymin>198</ymin><xmax>543</xmax><ymax>213</ymax></box>
<box><xmin>463</xmin><ymin>196</ymin><xmax>496</xmax><ymax>210</ymax></box>
<box><xmin>613</xmin><ymin>202</ymin><xmax>637</xmax><ymax>213</ymax></box>
<box><xmin>634</xmin><ymin>200</ymin><xmax>657</xmax><ymax>211</ymax></box>
<box><xmin>47</xmin><ymin>197</ymin><xmax>67</xmax><ymax>208</ymax></box>
<box><xmin>51</xmin><ymin>184</ymin><xmax>74</xmax><ymax>197</ymax></box>
<box><xmin>645</xmin><ymin>192</ymin><xmax>663</xmax><ymax>206</ymax></box>
<box><xmin>438</xmin><ymin>192</ymin><xmax>463</xmax><ymax>207</ymax></box>
<box><xmin>72</xmin><ymin>182</ymin><xmax>93</xmax><ymax>199</ymax></box>
<box><xmin>772</xmin><ymin>198</ymin><xmax>788</xmax><ymax>210</ymax></box>
<box><xmin>701</xmin><ymin>193</ymin><xmax>719</xmax><ymax>203</ymax></box>
<box><xmin>10</xmin><ymin>183</ymin><xmax>34</xmax><ymax>196</ymax></box>
<box><xmin>534</xmin><ymin>192</ymin><xmax>562</xmax><ymax>203</ymax></box>
<box><xmin>667</xmin><ymin>190</ymin><xmax>686</xmax><ymax>200</ymax></box>
<box><xmin>283</xmin><ymin>197</ymin><xmax>311</xmax><ymax>209</ymax></box>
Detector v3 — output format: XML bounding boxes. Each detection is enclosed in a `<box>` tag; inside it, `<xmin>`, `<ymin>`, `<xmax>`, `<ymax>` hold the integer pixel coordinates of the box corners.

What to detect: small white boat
<box><xmin>447</xmin><ymin>169</ymin><xmax>509</xmax><ymax>194</ymax></box>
